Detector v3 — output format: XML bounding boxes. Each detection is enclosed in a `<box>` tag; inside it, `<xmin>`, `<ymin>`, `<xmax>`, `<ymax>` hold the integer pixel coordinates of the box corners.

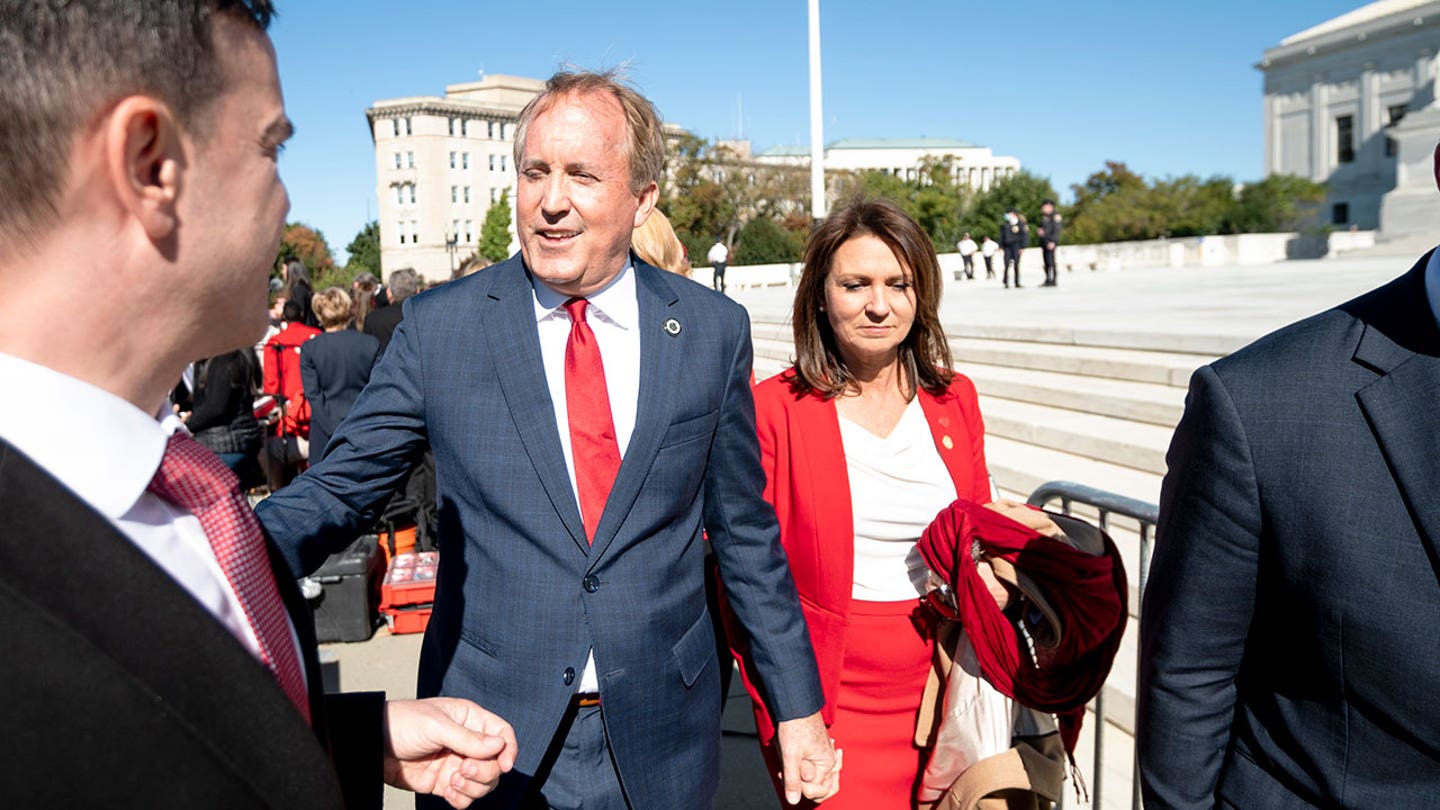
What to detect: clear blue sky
<box><xmin>268</xmin><ymin>0</ymin><xmax>1361</xmax><ymax>262</ymax></box>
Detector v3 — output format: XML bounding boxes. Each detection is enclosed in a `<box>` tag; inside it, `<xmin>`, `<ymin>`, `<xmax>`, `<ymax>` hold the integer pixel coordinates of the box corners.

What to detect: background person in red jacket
<box><xmin>262</xmin><ymin>297</ymin><xmax>320</xmax><ymax>487</ymax></box>
<box><xmin>730</xmin><ymin>197</ymin><xmax>1050</xmax><ymax>809</ymax></box>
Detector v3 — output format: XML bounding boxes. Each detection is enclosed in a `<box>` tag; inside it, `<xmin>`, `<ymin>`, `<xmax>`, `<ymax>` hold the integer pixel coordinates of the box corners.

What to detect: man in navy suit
<box><xmin>0</xmin><ymin>2</ymin><xmax>515</xmax><ymax>807</ymax></box>
<box><xmin>1137</xmin><ymin>142</ymin><xmax>1440</xmax><ymax>807</ymax></box>
<box><xmin>257</xmin><ymin>70</ymin><xmax>839</xmax><ymax>809</ymax></box>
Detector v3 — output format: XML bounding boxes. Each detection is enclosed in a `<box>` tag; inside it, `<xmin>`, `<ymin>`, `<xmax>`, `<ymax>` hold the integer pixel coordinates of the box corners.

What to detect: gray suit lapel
<box><xmin>588</xmin><ymin>261</ymin><xmax>681</xmax><ymax>563</ymax></box>
<box><xmin>481</xmin><ymin>260</ymin><xmax>588</xmax><ymax>552</ymax></box>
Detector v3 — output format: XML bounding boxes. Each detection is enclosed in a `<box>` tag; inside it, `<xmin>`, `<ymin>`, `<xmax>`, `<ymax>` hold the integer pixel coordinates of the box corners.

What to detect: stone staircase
<box><xmin>749</xmin><ymin>314</ymin><xmax>1247</xmax><ymax>805</ymax></box>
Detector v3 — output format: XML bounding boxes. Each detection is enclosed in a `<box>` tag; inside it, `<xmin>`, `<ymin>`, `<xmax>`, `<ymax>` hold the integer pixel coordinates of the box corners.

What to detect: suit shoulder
<box><xmin>1212</xmin><ymin>306</ymin><xmax>1360</xmax><ymax>381</ymax></box>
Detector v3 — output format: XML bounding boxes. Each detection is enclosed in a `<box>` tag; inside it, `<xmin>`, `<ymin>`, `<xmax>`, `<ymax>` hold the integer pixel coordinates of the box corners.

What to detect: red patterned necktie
<box><xmin>564</xmin><ymin>297</ymin><xmax>622</xmax><ymax>545</ymax></box>
<box><xmin>147</xmin><ymin>432</ymin><xmax>311</xmax><ymax>724</ymax></box>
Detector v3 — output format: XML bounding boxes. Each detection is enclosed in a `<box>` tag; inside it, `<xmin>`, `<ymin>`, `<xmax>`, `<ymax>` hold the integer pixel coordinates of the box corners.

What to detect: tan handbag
<box><xmin>914</xmin><ymin>601</ymin><xmax>1067</xmax><ymax>810</ymax></box>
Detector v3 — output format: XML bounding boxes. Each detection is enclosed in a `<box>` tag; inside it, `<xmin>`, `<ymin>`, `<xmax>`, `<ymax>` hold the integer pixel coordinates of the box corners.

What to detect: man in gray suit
<box><xmin>258</xmin><ymin>70</ymin><xmax>839</xmax><ymax>809</ymax></box>
<box><xmin>1138</xmin><ymin>141</ymin><xmax>1440</xmax><ymax>806</ymax></box>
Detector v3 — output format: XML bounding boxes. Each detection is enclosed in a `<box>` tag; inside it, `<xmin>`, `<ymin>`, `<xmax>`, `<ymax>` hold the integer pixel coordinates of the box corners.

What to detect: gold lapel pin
<box><xmin>663</xmin><ymin>318</ymin><xmax>682</xmax><ymax>336</ymax></box>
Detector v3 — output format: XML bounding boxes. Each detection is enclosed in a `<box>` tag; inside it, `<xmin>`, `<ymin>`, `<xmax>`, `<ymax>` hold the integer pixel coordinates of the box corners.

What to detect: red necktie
<box><xmin>147</xmin><ymin>432</ymin><xmax>311</xmax><ymax>724</ymax></box>
<box><xmin>564</xmin><ymin>297</ymin><xmax>622</xmax><ymax>544</ymax></box>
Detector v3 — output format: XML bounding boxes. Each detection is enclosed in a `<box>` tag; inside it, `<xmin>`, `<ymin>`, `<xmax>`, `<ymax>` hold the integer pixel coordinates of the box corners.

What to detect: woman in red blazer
<box><xmin>730</xmin><ymin>198</ymin><xmax>1015</xmax><ymax>808</ymax></box>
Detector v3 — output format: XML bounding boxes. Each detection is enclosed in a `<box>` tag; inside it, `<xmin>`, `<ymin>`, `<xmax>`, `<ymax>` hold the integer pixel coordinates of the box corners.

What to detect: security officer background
<box><xmin>999</xmin><ymin>208</ymin><xmax>1028</xmax><ymax>288</ymax></box>
<box><xmin>1037</xmin><ymin>199</ymin><xmax>1063</xmax><ymax>287</ymax></box>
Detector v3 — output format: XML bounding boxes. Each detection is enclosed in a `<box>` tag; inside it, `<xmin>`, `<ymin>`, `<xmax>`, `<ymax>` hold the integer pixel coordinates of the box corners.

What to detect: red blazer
<box><xmin>263</xmin><ymin>322</ymin><xmax>320</xmax><ymax>436</ymax></box>
<box><xmin>731</xmin><ymin>369</ymin><xmax>991</xmax><ymax>744</ymax></box>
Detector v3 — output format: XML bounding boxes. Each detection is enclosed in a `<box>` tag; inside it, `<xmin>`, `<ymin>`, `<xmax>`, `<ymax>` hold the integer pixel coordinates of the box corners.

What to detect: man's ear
<box><xmin>103</xmin><ymin>96</ymin><xmax>185</xmax><ymax>242</ymax></box>
<box><xmin>631</xmin><ymin>181</ymin><xmax>660</xmax><ymax>229</ymax></box>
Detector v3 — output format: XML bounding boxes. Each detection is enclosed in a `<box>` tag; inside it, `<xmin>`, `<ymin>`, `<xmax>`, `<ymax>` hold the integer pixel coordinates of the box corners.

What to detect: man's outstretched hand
<box><xmin>382</xmin><ymin>697</ymin><xmax>518</xmax><ymax>808</ymax></box>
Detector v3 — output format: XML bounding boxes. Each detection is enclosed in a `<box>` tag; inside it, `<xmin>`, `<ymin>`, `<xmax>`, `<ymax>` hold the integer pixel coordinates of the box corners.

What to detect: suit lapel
<box><xmin>0</xmin><ymin>442</ymin><xmax>340</xmax><ymax>805</ymax></box>
<box><xmin>481</xmin><ymin>259</ymin><xmax>588</xmax><ymax>552</ymax></box>
<box><xmin>588</xmin><ymin>261</ymin><xmax>681</xmax><ymax>562</ymax></box>
<box><xmin>1352</xmin><ymin>257</ymin><xmax>1440</xmax><ymax>573</ymax></box>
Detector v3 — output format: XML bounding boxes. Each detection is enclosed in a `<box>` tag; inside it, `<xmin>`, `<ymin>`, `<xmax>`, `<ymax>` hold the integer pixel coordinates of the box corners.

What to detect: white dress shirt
<box><xmin>0</xmin><ymin>353</ymin><xmax>300</xmax><ymax>674</ymax></box>
<box><xmin>839</xmin><ymin>398</ymin><xmax>959</xmax><ymax>601</ymax></box>
<box><xmin>531</xmin><ymin>263</ymin><xmax>640</xmax><ymax>692</ymax></box>
<box><xmin>1426</xmin><ymin>246</ymin><xmax>1440</xmax><ymax>332</ymax></box>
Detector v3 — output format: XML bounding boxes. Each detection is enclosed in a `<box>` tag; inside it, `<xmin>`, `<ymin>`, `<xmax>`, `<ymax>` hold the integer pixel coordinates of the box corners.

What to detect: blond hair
<box><xmin>631</xmin><ymin>209</ymin><xmax>689</xmax><ymax>276</ymax></box>
<box><xmin>311</xmin><ymin>286</ymin><xmax>354</xmax><ymax>330</ymax></box>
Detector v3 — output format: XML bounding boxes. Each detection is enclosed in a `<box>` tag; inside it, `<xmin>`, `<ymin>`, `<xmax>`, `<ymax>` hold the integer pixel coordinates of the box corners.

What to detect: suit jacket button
<box><xmin>563</xmin><ymin>667</ymin><xmax>575</xmax><ymax>686</ymax></box>
<box><xmin>583</xmin><ymin>575</ymin><xmax>600</xmax><ymax>593</ymax></box>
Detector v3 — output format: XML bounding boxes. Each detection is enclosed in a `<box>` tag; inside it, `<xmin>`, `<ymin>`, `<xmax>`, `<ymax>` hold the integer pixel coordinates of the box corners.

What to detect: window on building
<box><xmin>464</xmin><ymin>186</ymin><xmax>471</xmax><ymax>203</ymax></box>
<box><xmin>1332</xmin><ymin>202</ymin><xmax>1349</xmax><ymax>225</ymax></box>
<box><xmin>465</xmin><ymin>220</ymin><xmax>473</xmax><ymax>243</ymax></box>
<box><xmin>452</xmin><ymin>219</ymin><xmax>460</xmax><ymax>238</ymax></box>
<box><xmin>394</xmin><ymin>152</ymin><xmax>402</xmax><ymax>170</ymax></box>
<box><xmin>489</xmin><ymin>154</ymin><xmax>496</xmax><ymax>172</ymax></box>
<box><xmin>491</xmin><ymin>187</ymin><xmax>500</xmax><ymax>203</ymax></box>
<box><xmin>1336</xmin><ymin>115</ymin><xmax>1355</xmax><ymax>164</ymax></box>
<box><xmin>396</xmin><ymin>186</ymin><xmax>404</xmax><ymax>205</ymax></box>
<box><xmin>451</xmin><ymin>185</ymin><xmax>458</xmax><ymax>203</ymax></box>
<box><xmin>488</xmin><ymin>121</ymin><xmax>495</xmax><ymax>139</ymax></box>
<box><xmin>408</xmin><ymin>184</ymin><xmax>416</xmax><ymax>204</ymax></box>
<box><xmin>448</xmin><ymin>117</ymin><xmax>456</xmax><ymax>136</ymax></box>
<box><xmin>463</xmin><ymin>152</ymin><xmax>470</xmax><ymax>170</ymax></box>
<box><xmin>449</xmin><ymin>151</ymin><xmax>456</xmax><ymax>169</ymax></box>
<box><xmin>1385</xmin><ymin>104</ymin><xmax>1409</xmax><ymax>157</ymax></box>
<box><xmin>398</xmin><ymin>220</ymin><xmax>407</xmax><ymax>244</ymax></box>
<box><xmin>410</xmin><ymin>220</ymin><xmax>419</xmax><ymax>243</ymax></box>
<box><xmin>391</xmin><ymin>119</ymin><xmax>399</xmax><ymax>138</ymax></box>
<box><xmin>403</xmin><ymin>117</ymin><xmax>412</xmax><ymax>136</ymax></box>
<box><xmin>406</xmin><ymin>151</ymin><xmax>415</xmax><ymax>169</ymax></box>
<box><xmin>499</xmin><ymin>155</ymin><xmax>507</xmax><ymax>172</ymax></box>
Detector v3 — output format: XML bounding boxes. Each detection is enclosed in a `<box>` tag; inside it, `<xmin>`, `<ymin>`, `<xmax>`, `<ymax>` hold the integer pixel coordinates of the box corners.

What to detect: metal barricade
<box><xmin>1026</xmin><ymin>481</ymin><xmax>1158</xmax><ymax>810</ymax></box>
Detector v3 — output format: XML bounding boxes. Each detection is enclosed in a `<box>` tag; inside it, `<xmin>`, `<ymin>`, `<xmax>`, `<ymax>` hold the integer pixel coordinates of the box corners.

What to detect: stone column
<box><xmin>1310</xmin><ymin>76</ymin><xmax>1328</xmax><ymax>180</ymax></box>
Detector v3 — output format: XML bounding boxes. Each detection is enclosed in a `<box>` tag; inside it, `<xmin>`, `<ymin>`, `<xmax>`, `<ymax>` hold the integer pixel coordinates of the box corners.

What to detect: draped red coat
<box><xmin>730</xmin><ymin>369</ymin><xmax>991</xmax><ymax>744</ymax></box>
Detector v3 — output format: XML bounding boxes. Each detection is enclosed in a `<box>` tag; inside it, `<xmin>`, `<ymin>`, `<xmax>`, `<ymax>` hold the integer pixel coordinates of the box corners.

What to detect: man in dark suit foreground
<box><xmin>258</xmin><ymin>70</ymin><xmax>840</xmax><ymax>808</ymax></box>
<box><xmin>1138</xmin><ymin>142</ymin><xmax>1440</xmax><ymax>807</ymax></box>
<box><xmin>0</xmin><ymin>2</ymin><xmax>515</xmax><ymax>807</ymax></box>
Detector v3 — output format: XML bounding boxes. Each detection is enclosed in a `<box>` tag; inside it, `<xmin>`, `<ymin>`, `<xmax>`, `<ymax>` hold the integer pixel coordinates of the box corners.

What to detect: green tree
<box><xmin>964</xmin><ymin>170</ymin><xmax>1058</xmax><ymax>246</ymax></box>
<box><xmin>1225</xmin><ymin>174</ymin><xmax>1326</xmax><ymax>233</ymax></box>
<box><xmin>733</xmin><ymin>216</ymin><xmax>803</xmax><ymax>265</ymax></box>
<box><xmin>479</xmin><ymin>190</ymin><xmax>514</xmax><ymax>262</ymax></box>
<box><xmin>343</xmin><ymin>220</ymin><xmax>381</xmax><ymax>277</ymax></box>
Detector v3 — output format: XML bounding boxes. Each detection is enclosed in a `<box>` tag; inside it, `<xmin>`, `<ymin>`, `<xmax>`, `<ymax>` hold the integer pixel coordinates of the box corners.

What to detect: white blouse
<box><xmin>839</xmin><ymin>397</ymin><xmax>959</xmax><ymax>601</ymax></box>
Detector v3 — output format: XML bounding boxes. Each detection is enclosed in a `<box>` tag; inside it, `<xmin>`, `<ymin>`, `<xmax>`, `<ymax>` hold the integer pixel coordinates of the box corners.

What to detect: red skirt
<box><xmin>820</xmin><ymin>598</ymin><xmax>934</xmax><ymax>810</ymax></box>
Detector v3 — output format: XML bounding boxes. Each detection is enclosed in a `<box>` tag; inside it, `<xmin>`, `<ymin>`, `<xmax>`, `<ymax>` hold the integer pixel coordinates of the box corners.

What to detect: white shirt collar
<box><xmin>530</xmin><ymin>259</ymin><xmax>637</xmax><ymax>331</ymax></box>
<box><xmin>1426</xmin><ymin>247</ymin><xmax>1440</xmax><ymax>334</ymax></box>
<box><xmin>0</xmin><ymin>353</ymin><xmax>175</xmax><ymax>519</ymax></box>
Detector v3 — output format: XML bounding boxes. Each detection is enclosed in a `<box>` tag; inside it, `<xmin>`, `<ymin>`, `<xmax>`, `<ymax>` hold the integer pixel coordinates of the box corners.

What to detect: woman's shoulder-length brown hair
<box><xmin>790</xmin><ymin>196</ymin><xmax>953</xmax><ymax>400</ymax></box>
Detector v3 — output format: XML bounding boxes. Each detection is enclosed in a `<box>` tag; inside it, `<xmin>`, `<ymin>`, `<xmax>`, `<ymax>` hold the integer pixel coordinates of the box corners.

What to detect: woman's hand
<box><xmin>984</xmin><ymin>499</ymin><xmax>1063</xmax><ymax>538</ymax></box>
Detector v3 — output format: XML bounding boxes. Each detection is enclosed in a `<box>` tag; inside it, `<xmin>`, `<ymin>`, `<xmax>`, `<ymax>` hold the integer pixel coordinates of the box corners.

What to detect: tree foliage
<box><xmin>733</xmin><ymin>216</ymin><xmax>804</xmax><ymax>265</ymax></box>
<box><xmin>343</xmin><ymin>220</ymin><xmax>381</xmax><ymax>277</ymax></box>
<box><xmin>663</xmin><ymin>134</ymin><xmax>810</xmax><ymax>265</ymax></box>
<box><xmin>1064</xmin><ymin>162</ymin><xmax>1326</xmax><ymax>243</ymax></box>
<box><xmin>276</xmin><ymin>222</ymin><xmax>334</xmax><ymax>278</ymax></box>
<box><xmin>479</xmin><ymin>190</ymin><xmax>514</xmax><ymax>262</ymax></box>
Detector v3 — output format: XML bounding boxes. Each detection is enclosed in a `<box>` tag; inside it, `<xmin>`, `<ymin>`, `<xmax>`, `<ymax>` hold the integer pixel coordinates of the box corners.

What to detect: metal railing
<box><xmin>1027</xmin><ymin>480</ymin><xmax>1158</xmax><ymax>810</ymax></box>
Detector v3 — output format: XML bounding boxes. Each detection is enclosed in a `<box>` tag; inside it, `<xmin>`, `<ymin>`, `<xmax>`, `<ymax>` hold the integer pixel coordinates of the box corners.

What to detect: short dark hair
<box><xmin>513</xmin><ymin>69</ymin><xmax>665</xmax><ymax>195</ymax></box>
<box><xmin>790</xmin><ymin>197</ymin><xmax>953</xmax><ymax>400</ymax></box>
<box><xmin>0</xmin><ymin>1</ymin><xmax>276</xmax><ymax>248</ymax></box>
<box><xmin>281</xmin><ymin>298</ymin><xmax>303</xmax><ymax>323</ymax></box>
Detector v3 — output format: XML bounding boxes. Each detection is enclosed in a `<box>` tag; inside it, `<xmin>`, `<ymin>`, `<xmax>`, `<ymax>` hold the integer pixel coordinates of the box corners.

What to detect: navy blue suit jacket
<box><xmin>300</xmin><ymin>329</ymin><xmax>379</xmax><ymax>465</ymax></box>
<box><xmin>1138</xmin><ymin>255</ymin><xmax>1440</xmax><ymax>807</ymax></box>
<box><xmin>257</xmin><ymin>255</ymin><xmax>823</xmax><ymax>808</ymax></box>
